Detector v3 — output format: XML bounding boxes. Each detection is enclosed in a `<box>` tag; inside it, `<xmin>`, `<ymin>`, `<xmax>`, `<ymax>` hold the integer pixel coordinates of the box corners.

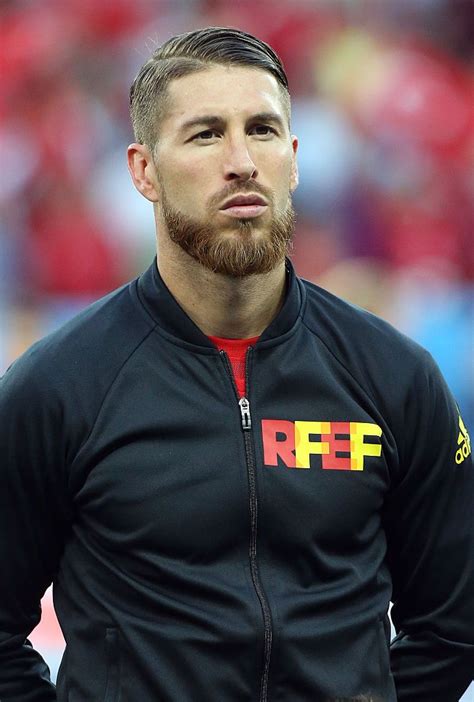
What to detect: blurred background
<box><xmin>1</xmin><ymin>0</ymin><xmax>473</xmax><ymax>696</ymax></box>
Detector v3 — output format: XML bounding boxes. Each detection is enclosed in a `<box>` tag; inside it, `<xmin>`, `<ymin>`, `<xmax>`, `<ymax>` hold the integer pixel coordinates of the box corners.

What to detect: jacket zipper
<box><xmin>220</xmin><ymin>348</ymin><xmax>273</xmax><ymax>702</ymax></box>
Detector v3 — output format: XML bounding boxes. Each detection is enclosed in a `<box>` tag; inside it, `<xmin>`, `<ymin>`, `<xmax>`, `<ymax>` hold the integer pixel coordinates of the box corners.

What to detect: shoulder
<box><xmin>301</xmin><ymin>277</ymin><xmax>427</xmax><ymax>362</ymax></box>
<box><xmin>1</xmin><ymin>277</ymin><xmax>156</xmax><ymax>418</ymax></box>
<box><xmin>299</xmin><ymin>277</ymin><xmax>435</xmax><ymax>409</ymax></box>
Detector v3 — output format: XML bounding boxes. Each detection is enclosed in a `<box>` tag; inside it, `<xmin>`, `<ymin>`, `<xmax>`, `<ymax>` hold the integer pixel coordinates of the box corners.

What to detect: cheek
<box><xmin>262</xmin><ymin>145</ymin><xmax>294</xmax><ymax>182</ymax></box>
<box><xmin>271</xmin><ymin>158</ymin><xmax>294</xmax><ymax>196</ymax></box>
<box><xmin>163</xmin><ymin>164</ymin><xmax>209</xmax><ymax>209</ymax></box>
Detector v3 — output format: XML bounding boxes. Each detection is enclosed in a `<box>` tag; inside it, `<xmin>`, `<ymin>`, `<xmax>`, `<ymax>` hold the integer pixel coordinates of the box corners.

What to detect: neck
<box><xmin>157</xmin><ymin>244</ymin><xmax>287</xmax><ymax>339</ymax></box>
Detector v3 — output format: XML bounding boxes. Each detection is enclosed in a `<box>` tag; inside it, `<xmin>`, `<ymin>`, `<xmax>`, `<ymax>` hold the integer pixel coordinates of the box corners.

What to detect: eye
<box><xmin>193</xmin><ymin>129</ymin><xmax>220</xmax><ymax>141</ymax></box>
<box><xmin>249</xmin><ymin>124</ymin><xmax>276</xmax><ymax>137</ymax></box>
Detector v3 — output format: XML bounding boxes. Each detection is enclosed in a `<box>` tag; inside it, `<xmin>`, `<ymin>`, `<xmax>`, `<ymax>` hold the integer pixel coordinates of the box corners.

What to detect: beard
<box><xmin>159</xmin><ymin>183</ymin><xmax>296</xmax><ymax>278</ymax></box>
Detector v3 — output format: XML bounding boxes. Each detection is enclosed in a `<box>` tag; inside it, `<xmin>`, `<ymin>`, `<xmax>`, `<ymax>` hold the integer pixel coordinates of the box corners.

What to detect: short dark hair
<box><xmin>130</xmin><ymin>26</ymin><xmax>290</xmax><ymax>150</ymax></box>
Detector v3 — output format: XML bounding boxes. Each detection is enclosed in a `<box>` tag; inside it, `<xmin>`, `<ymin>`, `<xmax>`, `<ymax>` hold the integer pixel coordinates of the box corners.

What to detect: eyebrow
<box><xmin>249</xmin><ymin>112</ymin><xmax>286</xmax><ymax>129</ymax></box>
<box><xmin>179</xmin><ymin>115</ymin><xmax>223</xmax><ymax>133</ymax></box>
<box><xmin>179</xmin><ymin>112</ymin><xmax>286</xmax><ymax>134</ymax></box>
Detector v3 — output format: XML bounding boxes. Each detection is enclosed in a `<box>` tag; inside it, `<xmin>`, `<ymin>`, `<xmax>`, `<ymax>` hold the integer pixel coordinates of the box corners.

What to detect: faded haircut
<box><xmin>129</xmin><ymin>26</ymin><xmax>291</xmax><ymax>151</ymax></box>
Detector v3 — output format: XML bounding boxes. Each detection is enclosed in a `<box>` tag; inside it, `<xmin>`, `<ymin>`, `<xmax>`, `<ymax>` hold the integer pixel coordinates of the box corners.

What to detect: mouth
<box><xmin>219</xmin><ymin>194</ymin><xmax>268</xmax><ymax>219</ymax></box>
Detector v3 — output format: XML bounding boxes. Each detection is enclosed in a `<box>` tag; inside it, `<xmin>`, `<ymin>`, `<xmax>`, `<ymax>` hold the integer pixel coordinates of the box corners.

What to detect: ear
<box><xmin>127</xmin><ymin>143</ymin><xmax>160</xmax><ymax>203</ymax></box>
<box><xmin>289</xmin><ymin>135</ymin><xmax>299</xmax><ymax>192</ymax></box>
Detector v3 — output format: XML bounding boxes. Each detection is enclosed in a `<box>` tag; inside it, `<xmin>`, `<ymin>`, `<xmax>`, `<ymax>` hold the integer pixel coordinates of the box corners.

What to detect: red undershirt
<box><xmin>208</xmin><ymin>335</ymin><xmax>260</xmax><ymax>398</ymax></box>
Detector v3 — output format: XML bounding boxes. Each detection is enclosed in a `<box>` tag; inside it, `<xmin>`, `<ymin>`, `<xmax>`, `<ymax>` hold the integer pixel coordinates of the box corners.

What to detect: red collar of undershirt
<box><xmin>208</xmin><ymin>335</ymin><xmax>259</xmax><ymax>397</ymax></box>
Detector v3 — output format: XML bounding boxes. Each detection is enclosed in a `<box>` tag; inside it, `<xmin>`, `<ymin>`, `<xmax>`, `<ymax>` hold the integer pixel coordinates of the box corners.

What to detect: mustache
<box><xmin>208</xmin><ymin>181</ymin><xmax>274</xmax><ymax>210</ymax></box>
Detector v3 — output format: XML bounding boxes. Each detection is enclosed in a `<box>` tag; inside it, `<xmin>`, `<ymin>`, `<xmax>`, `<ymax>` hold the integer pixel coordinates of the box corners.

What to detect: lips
<box><xmin>220</xmin><ymin>194</ymin><xmax>267</xmax><ymax>209</ymax></box>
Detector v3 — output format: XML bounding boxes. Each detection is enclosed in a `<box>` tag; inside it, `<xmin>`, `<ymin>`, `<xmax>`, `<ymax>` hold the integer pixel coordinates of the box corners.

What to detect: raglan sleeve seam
<box><xmin>71</xmin><ymin>323</ymin><xmax>159</xmax><ymax>458</ymax></box>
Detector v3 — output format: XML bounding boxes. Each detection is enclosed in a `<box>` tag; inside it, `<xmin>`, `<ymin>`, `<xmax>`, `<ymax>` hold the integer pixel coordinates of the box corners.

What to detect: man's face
<box><xmin>150</xmin><ymin>64</ymin><xmax>298</xmax><ymax>277</ymax></box>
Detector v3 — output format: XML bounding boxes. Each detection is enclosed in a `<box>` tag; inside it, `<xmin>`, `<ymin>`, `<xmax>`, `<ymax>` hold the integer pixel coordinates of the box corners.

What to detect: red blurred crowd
<box><xmin>1</xmin><ymin>0</ymin><xmax>472</xmax><ymax>297</ymax></box>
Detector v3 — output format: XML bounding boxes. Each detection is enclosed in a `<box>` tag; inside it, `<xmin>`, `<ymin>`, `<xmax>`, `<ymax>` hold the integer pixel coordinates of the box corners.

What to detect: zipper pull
<box><xmin>238</xmin><ymin>397</ymin><xmax>252</xmax><ymax>431</ymax></box>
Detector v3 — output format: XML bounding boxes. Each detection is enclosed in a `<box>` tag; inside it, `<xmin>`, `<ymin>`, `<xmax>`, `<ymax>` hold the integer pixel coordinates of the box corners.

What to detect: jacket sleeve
<box><xmin>0</xmin><ymin>351</ymin><xmax>72</xmax><ymax>701</ymax></box>
<box><xmin>385</xmin><ymin>350</ymin><xmax>474</xmax><ymax>701</ymax></box>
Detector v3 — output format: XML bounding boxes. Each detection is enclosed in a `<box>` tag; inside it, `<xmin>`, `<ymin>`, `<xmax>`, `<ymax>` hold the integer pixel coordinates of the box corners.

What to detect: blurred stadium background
<box><xmin>1</xmin><ymin>0</ymin><xmax>472</xmax><ymax>697</ymax></box>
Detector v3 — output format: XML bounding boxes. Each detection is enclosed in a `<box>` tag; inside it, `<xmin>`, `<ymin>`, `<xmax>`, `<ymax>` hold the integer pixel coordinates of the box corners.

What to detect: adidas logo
<box><xmin>455</xmin><ymin>414</ymin><xmax>471</xmax><ymax>465</ymax></box>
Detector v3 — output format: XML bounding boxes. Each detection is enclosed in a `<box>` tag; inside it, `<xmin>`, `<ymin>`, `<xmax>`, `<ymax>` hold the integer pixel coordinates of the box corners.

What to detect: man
<box><xmin>0</xmin><ymin>27</ymin><xmax>472</xmax><ymax>702</ymax></box>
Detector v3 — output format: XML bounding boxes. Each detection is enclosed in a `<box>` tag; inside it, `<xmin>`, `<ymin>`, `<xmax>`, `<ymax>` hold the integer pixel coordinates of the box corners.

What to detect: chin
<box><xmin>222</xmin><ymin>221</ymin><xmax>270</xmax><ymax>239</ymax></box>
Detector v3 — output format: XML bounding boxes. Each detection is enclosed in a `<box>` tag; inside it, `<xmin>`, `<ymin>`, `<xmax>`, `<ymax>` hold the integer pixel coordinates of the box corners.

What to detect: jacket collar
<box><xmin>137</xmin><ymin>257</ymin><xmax>303</xmax><ymax>349</ymax></box>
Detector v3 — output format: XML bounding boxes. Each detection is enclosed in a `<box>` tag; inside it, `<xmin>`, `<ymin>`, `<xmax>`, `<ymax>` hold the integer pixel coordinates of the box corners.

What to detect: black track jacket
<box><xmin>1</xmin><ymin>260</ymin><xmax>473</xmax><ymax>701</ymax></box>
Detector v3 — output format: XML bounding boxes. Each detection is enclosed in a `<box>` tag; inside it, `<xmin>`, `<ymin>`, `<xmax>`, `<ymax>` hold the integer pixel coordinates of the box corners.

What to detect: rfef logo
<box><xmin>262</xmin><ymin>420</ymin><xmax>382</xmax><ymax>471</ymax></box>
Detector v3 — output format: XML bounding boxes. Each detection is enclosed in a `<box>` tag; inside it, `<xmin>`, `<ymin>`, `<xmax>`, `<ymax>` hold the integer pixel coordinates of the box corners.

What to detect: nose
<box><xmin>223</xmin><ymin>137</ymin><xmax>258</xmax><ymax>181</ymax></box>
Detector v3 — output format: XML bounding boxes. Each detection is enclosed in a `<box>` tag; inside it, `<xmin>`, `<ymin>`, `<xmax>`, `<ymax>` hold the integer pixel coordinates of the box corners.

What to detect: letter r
<box><xmin>261</xmin><ymin>420</ymin><xmax>295</xmax><ymax>467</ymax></box>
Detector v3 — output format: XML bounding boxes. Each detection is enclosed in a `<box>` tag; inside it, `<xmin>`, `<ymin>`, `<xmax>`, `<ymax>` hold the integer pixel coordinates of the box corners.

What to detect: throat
<box><xmin>157</xmin><ymin>255</ymin><xmax>287</xmax><ymax>339</ymax></box>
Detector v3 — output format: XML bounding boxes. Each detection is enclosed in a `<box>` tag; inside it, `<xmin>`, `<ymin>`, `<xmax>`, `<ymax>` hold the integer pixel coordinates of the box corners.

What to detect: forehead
<box><xmin>161</xmin><ymin>64</ymin><xmax>288</xmax><ymax>130</ymax></box>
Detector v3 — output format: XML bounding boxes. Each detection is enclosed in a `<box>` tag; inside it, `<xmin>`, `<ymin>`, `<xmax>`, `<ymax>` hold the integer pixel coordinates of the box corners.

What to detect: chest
<box><xmin>69</xmin><ymin>344</ymin><xmax>391</xmax><ymax>568</ymax></box>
